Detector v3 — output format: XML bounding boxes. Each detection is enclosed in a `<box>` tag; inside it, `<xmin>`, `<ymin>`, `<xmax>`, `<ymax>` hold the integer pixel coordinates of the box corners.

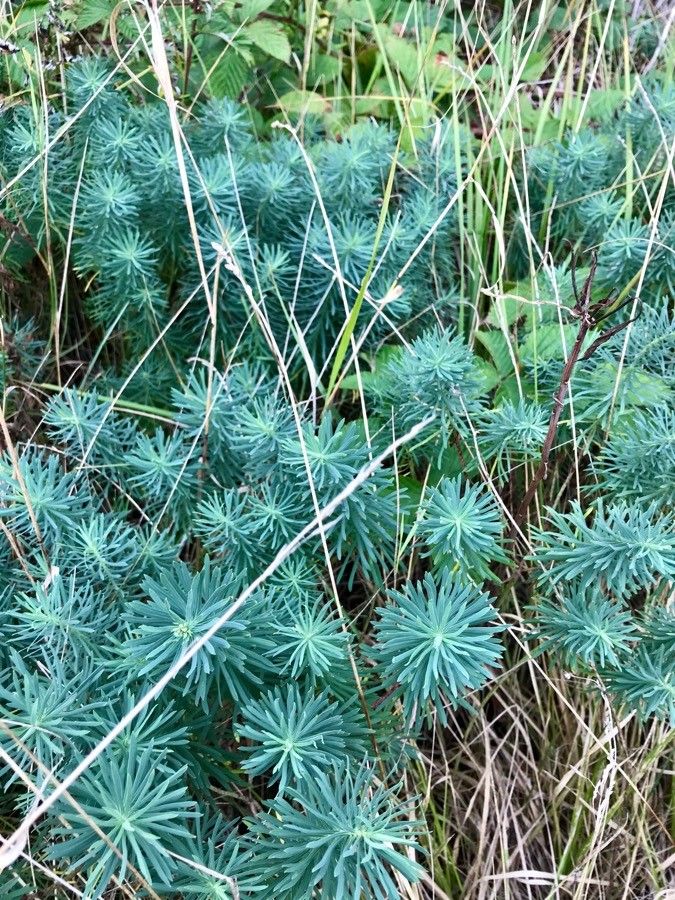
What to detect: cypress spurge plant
<box><xmin>0</xmin><ymin>22</ymin><xmax>674</xmax><ymax>897</ymax></box>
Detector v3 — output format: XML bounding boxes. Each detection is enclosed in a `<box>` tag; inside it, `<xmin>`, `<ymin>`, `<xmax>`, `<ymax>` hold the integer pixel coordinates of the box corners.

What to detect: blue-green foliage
<box><xmin>373</xmin><ymin>326</ymin><xmax>486</xmax><ymax>447</ymax></box>
<box><xmin>246</xmin><ymin>764</ymin><xmax>425</xmax><ymax>898</ymax></box>
<box><xmin>237</xmin><ymin>684</ymin><xmax>368</xmax><ymax>793</ymax></box>
<box><xmin>0</xmin><ymin>56</ymin><xmax>673</xmax><ymax>900</ymax></box>
<box><xmin>50</xmin><ymin>741</ymin><xmax>198</xmax><ymax>894</ymax></box>
<box><xmin>595</xmin><ymin>407</ymin><xmax>675</xmax><ymax>504</ymax></box>
<box><xmin>532</xmin><ymin>499</ymin><xmax>675</xmax><ymax>719</ymax></box>
<box><xmin>533</xmin><ymin>585</ymin><xmax>639</xmax><ymax>669</ymax></box>
<box><xmin>0</xmin><ymin>60</ymin><xmax>460</xmax><ymax>389</ymax></box>
<box><xmin>0</xmin><ymin>651</ymin><xmax>101</xmax><ymax>784</ymax></box>
<box><xmin>372</xmin><ymin>569</ymin><xmax>503</xmax><ymax>724</ymax></box>
<box><xmin>173</xmin><ymin>812</ymin><xmax>257</xmax><ymax>899</ymax></box>
<box><xmin>518</xmin><ymin>76</ymin><xmax>675</xmax><ymax>303</ymax></box>
<box><xmin>534</xmin><ymin>500</ymin><xmax>675</xmax><ymax>598</ymax></box>
<box><xmin>0</xmin><ymin>316</ymin><xmax>44</xmax><ymax>393</ymax></box>
<box><xmin>124</xmin><ymin>561</ymin><xmax>274</xmax><ymax>709</ymax></box>
<box><xmin>479</xmin><ymin>399</ymin><xmax>548</xmax><ymax>483</ymax></box>
<box><xmin>603</xmin><ymin>648</ymin><xmax>675</xmax><ymax>725</ymax></box>
<box><xmin>420</xmin><ymin>476</ymin><xmax>509</xmax><ymax>582</ymax></box>
<box><xmin>271</xmin><ymin>593</ymin><xmax>351</xmax><ymax>685</ymax></box>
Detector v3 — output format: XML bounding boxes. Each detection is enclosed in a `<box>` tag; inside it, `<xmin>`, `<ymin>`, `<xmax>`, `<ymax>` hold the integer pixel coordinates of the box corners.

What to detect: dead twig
<box><xmin>512</xmin><ymin>253</ymin><xmax>640</xmax><ymax>534</ymax></box>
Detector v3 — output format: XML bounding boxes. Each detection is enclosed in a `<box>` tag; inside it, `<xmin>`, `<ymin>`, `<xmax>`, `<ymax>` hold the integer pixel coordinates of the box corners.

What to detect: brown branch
<box><xmin>512</xmin><ymin>253</ymin><xmax>606</xmax><ymax>534</ymax></box>
<box><xmin>182</xmin><ymin>0</ymin><xmax>202</xmax><ymax>97</ymax></box>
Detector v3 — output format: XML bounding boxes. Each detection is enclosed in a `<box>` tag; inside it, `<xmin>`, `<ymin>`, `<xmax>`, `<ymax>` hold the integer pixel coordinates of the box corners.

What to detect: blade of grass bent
<box><xmin>325</xmin><ymin>134</ymin><xmax>402</xmax><ymax>402</ymax></box>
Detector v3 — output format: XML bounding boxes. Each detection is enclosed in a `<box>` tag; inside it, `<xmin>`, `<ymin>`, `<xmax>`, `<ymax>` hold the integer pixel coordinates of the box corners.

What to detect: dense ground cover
<box><xmin>0</xmin><ymin>0</ymin><xmax>673</xmax><ymax>897</ymax></box>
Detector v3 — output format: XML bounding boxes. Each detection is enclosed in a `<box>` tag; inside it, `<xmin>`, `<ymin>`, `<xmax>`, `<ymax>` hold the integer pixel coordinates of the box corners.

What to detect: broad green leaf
<box><xmin>14</xmin><ymin>0</ymin><xmax>49</xmax><ymax>27</ymax></box>
<box><xmin>475</xmin><ymin>330</ymin><xmax>515</xmax><ymax>377</ymax></box>
<box><xmin>396</xmin><ymin>475</ymin><xmax>424</xmax><ymax>512</ymax></box>
<box><xmin>487</xmin><ymin>294</ymin><xmax>522</xmax><ymax>328</ymax></box>
<box><xmin>355</xmin><ymin>76</ymin><xmax>393</xmax><ymax>117</ymax></box>
<box><xmin>587</xmin><ymin>362</ymin><xmax>672</xmax><ymax>412</ymax></box>
<box><xmin>516</xmin><ymin>94</ymin><xmax>556</xmax><ymax>134</ymax></box>
<box><xmin>339</xmin><ymin>371</ymin><xmax>376</xmax><ymax>391</ymax></box>
<box><xmin>244</xmin><ymin>20</ymin><xmax>291</xmax><ymax>63</ymax></box>
<box><xmin>231</xmin><ymin>0</ymin><xmax>276</xmax><ymax>20</ymax></box>
<box><xmin>277</xmin><ymin>90</ymin><xmax>330</xmax><ymax>115</ymax></box>
<box><xmin>308</xmin><ymin>54</ymin><xmax>342</xmax><ymax>84</ymax></box>
<box><xmin>328</xmin><ymin>0</ymin><xmax>386</xmax><ymax>25</ymax></box>
<box><xmin>519</xmin><ymin>323</ymin><xmax>581</xmax><ymax>363</ymax></box>
<box><xmin>501</xmin><ymin>266</ymin><xmax>606</xmax><ymax>331</ymax></box>
<box><xmin>494</xmin><ymin>372</ymin><xmax>522</xmax><ymax>406</ymax></box>
<box><xmin>475</xmin><ymin>358</ymin><xmax>500</xmax><ymax>393</ymax></box>
<box><xmin>72</xmin><ymin>0</ymin><xmax>116</xmax><ymax>29</ymax></box>
<box><xmin>374</xmin><ymin>24</ymin><xmax>422</xmax><ymax>86</ymax></box>
<box><xmin>584</xmin><ymin>88</ymin><xmax>626</xmax><ymax>123</ymax></box>
<box><xmin>400</xmin><ymin>97</ymin><xmax>435</xmax><ymax>149</ymax></box>
<box><xmin>428</xmin><ymin>446</ymin><xmax>466</xmax><ymax>482</ymax></box>
<box><xmin>536</xmin><ymin>116</ymin><xmax>561</xmax><ymax>142</ymax></box>
<box><xmin>339</xmin><ymin>345</ymin><xmax>402</xmax><ymax>392</ymax></box>
<box><xmin>423</xmin><ymin>47</ymin><xmax>463</xmax><ymax>91</ymax></box>
<box><xmin>113</xmin><ymin>9</ymin><xmax>146</xmax><ymax>40</ymax></box>
<box><xmin>520</xmin><ymin>49</ymin><xmax>548</xmax><ymax>82</ymax></box>
<box><xmin>203</xmin><ymin>49</ymin><xmax>251</xmax><ymax>99</ymax></box>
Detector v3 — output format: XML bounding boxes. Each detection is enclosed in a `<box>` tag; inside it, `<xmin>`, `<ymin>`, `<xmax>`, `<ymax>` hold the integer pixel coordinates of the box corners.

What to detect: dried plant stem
<box><xmin>513</xmin><ymin>254</ymin><xmax>604</xmax><ymax>533</ymax></box>
<box><xmin>513</xmin><ymin>321</ymin><xmax>591</xmax><ymax>532</ymax></box>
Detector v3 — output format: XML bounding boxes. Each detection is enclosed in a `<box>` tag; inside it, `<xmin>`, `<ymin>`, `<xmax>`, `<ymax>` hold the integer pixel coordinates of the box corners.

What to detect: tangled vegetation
<box><xmin>0</xmin><ymin>0</ymin><xmax>673</xmax><ymax>897</ymax></box>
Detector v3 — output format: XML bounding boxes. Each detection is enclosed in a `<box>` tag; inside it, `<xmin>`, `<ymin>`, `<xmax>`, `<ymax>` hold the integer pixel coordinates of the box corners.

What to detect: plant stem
<box><xmin>512</xmin><ymin>255</ymin><xmax>598</xmax><ymax>532</ymax></box>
